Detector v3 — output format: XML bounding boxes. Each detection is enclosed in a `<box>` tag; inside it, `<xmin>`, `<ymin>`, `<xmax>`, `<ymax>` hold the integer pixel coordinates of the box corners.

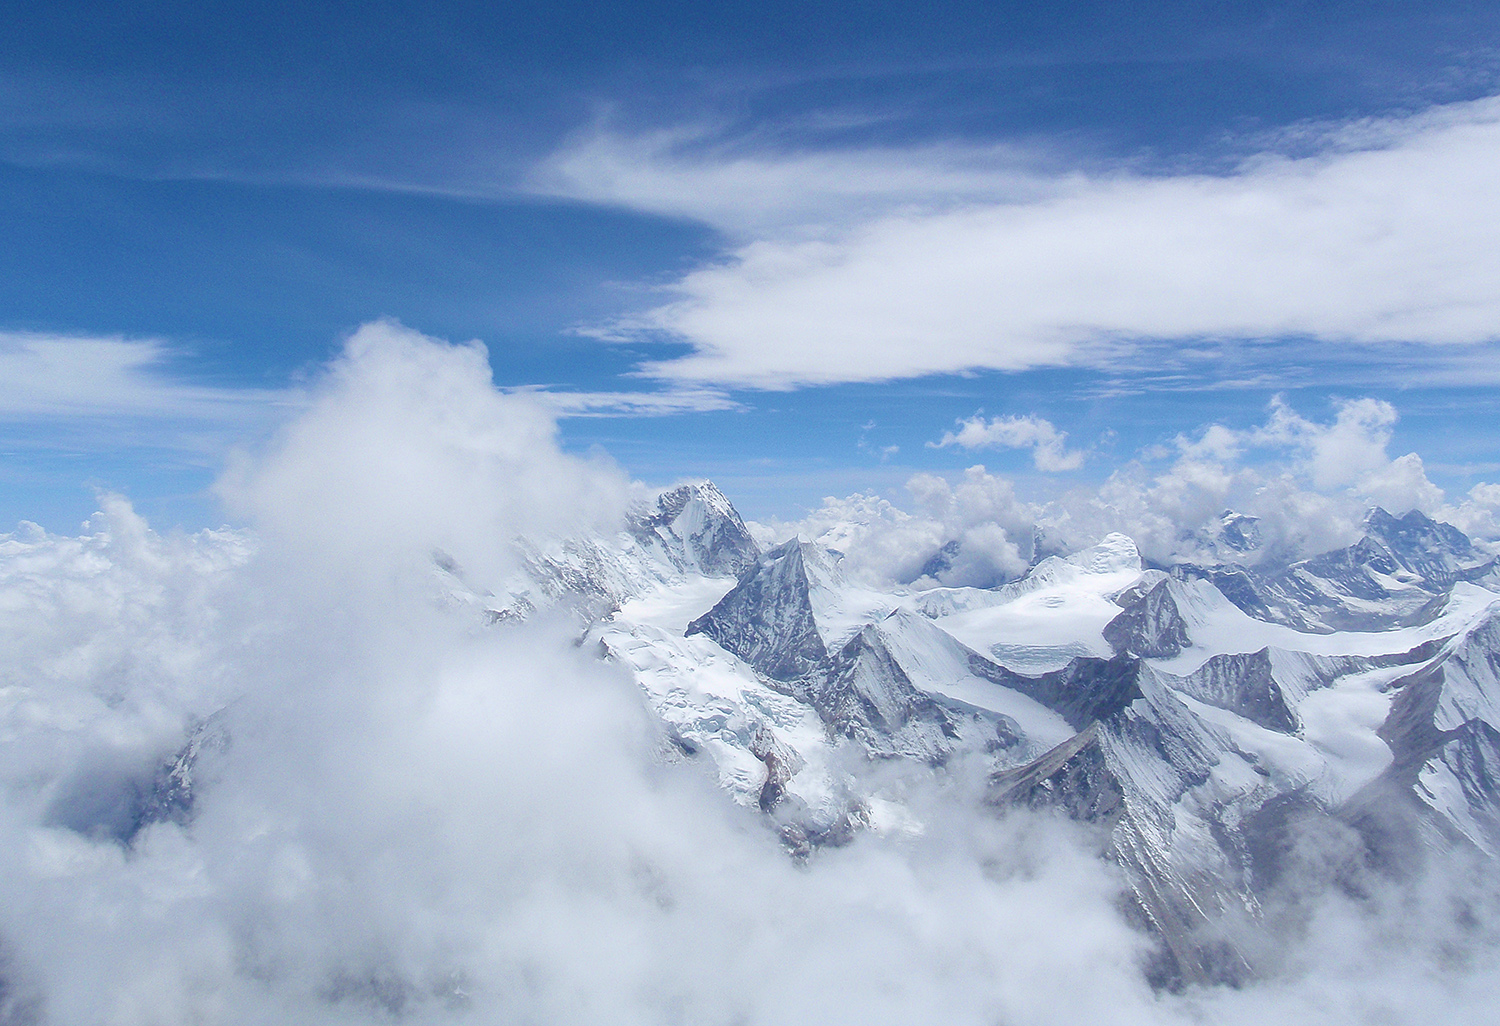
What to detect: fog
<box><xmin>2</xmin><ymin>323</ymin><xmax>1497</xmax><ymax>1023</ymax></box>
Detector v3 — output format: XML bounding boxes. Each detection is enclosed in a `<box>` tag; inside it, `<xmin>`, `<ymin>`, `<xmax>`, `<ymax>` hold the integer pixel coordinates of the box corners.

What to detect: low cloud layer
<box><xmin>547</xmin><ymin>97</ymin><xmax>1500</xmax><ymax>388</ymax></box>
<box><xmin>2</xmin><ymin>328</ymin><xmax>1499</xmax><ymax>1023</ymax></box>
<box><xmin>764</xmin><ymin>394</ymin><xmax>1500</xmax><ymax>588</ymax></box>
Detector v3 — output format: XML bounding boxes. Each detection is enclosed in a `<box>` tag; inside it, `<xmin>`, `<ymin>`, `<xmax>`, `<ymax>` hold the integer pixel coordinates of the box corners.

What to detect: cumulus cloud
<box><xmin>753</xmin><ymin>466</ymin><xmax>1038</xmax><ymax>589</ymax></box>
<box><xmin>543</xmin><ymin>97</ymin><xmax>1500</xmax><ymax>389</ymax></box>
<box><xmin>216</xmin><ymin>319</ymin><xmax>632</xmax><ymax>585</ymax></box>
<box><xmin>0</xmin><ymin>323</ymin><xmax>1181</xmax><ymax>1024</ymax></box>
<box><xmin>1252</xmin><ymin>396</ymin><xmax>1399</xmax><ymax>490</ymax></box>
<box><xmin>1088</xmin><ymin>393</ymin><xmax>1474</xmax><ymax>564</ymax></box>
<box><xmin>933</xmin><ymin>414</ymin><xmax>1086</xmax><ymax>472</ymax></box>
<box><xmin>765</xmin><ymin>395</ymin><xmax>1496</xmax><ymax>581</ymax></box>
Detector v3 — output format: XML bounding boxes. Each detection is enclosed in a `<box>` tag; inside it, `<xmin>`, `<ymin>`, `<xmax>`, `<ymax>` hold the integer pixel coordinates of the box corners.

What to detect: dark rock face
<box><xmin>1104</xmin><ymin>578</ymin><xmax>1191</xmax><ymax>659</ymax></box>
<box><xmin>1165</xmin><ymin>650</ymin><xmax>1300</xmax><ymax>734</ymax></box>
<box><xmin>1008</xmin><ymin>655</ymin><xmax>1146</xmax><ymax>731</ymax></box>
<box><xmin>989</xmin><ymin>724</ymin><xmax>1124</xmax><ymax>825</ymax></box>
<box><xmin>988</xmin><ymin>676</ymin><xmax>1251</xmax><ymax>987</ymax></box>
<box><xmin>1363</xmin><ymin>507</ymin><xmax>1487</xmax><ymax>584</ymax></box>
<box><xmin>749</xmin><ymin>723</ymin><xmax>806</xmax><ymax>811</ymax></box>
<box><xmin>813</xmin><ymin>626</ymin><xmax>970</xmax><ymax>762</ymax></box>
<box><xmin>687</xmin><ymin>540</ymin><xmax>828</xmax><ymax>681</ymax></box>
<box><xmin>1171</xmin><ymin>564</ymin><xmax>1277</xmax><ymax>622</ymax></box>
<box><xmin>1217</xmin><ymin>511</ymin><xmax>1262</xmax><ymax>554</ymax></box>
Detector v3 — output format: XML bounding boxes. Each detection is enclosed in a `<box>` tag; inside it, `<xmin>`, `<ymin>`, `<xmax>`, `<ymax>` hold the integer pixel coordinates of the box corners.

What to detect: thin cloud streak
<box><xmin>508</xmin><ymin>384</ymin><xmax>743</xmax><ymax>417</ymax></box>
<box><xmin>0</xmin><ymin>332</ymin><xmax>293</xmax><ymax>421</ymax></box>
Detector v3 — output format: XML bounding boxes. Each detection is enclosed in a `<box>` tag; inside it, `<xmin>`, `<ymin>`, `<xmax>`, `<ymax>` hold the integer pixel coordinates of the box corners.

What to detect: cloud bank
<box><xmin>545</xmin><ymin>97</ymin><xmax>1500</xmax><ymax>388</ymax></box>
<box><xmin>3</xmin><ymin>326</ymin><xmax>1500</xmax><ymax>1023</ymax></box>
<box><xmin>764</xmin><ymin>394</ymin><xmax>1500</xmax><ymax>589</ymax></box>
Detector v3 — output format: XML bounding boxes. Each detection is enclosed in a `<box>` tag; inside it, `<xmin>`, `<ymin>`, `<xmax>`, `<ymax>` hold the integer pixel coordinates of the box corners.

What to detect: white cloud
<box><xmin>767</xmin><ymin>396</ymin><xmax>1490</xmax><ymax>579</ymax></box>
<box><xmin>532</xmin><ymin>125</ymin><xmax>1050</xmax><ymax>238</ymax></box>
<box><xmin>0</xmin><ymin>331</ymin><xmax>288</xmax><ymax>422</ymax></box>
<box><xmin>933</xmin><ymin>414</ymin><xmax>1085</xmax><ymax>472</ymax></box>
<box><xmin>0</xmin><ymin>327</ymin><xmax>1169</xmax><ymax>1024</ymax></box>
<box><xmin>755</xmin><ymin>466</ymin><xmax>1038</xmax><ymax>588</ymax></box>
<box><xmin>544</xmin><ymin>97</ymin><xmax>1500</xmax><ymax>389</ymax></box>
<box><xmin>215</xmin><ymin>319</ymin><xmax>632</xmax><ymax>585</ymax></box>
<box><xmin>1252</xmin><ymin>396</ymin><xmax>1398</xmax><ymax>490</ymax></box>
<box><xmin>0</xmin><ymin>331</ymin><xmax>294</xmax><ymax>465</ymax></box>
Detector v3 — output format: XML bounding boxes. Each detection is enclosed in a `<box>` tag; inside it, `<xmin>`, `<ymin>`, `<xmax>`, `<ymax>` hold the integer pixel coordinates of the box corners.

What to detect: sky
<box><xmin>4</xmin><ymin>0</ymin><xmax>1500</xmax><ymax>530</ymax></box>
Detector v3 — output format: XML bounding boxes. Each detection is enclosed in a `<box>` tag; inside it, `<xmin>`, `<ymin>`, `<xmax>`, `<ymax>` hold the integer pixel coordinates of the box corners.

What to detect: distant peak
<box><xmin>632</xmin><ymin>479</ymin><xmax>759</xmax><ymax>578</ymax></box>
<box><xmin>1065</xmin><ymin>533</ymin><xmax>1142</xmax><ymax>575</ymax></box>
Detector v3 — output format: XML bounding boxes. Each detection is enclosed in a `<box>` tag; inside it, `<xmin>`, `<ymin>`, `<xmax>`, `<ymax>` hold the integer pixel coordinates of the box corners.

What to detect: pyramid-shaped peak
<box><xmin>655</xmin><ymin>480</ymin><xmax>740</xmax><ymax>521</ymax></box>
<box><xmin>687</xmin><ymin>537</ymin><xmax>827</xmax><ymax>681</ymax></box>
<box><xmin>634</xmin><ymin>480</ymin><xmax>759</xmax><ymax>578</ymax></box>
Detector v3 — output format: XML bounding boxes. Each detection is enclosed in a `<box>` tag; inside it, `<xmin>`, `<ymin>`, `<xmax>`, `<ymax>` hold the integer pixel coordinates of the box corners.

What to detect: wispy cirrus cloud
<box><xmin>506</xmin><ymin>384</ymin><xmax>741</xmax><ymax>417</ymax></box>
<box><xmin>0</xmin><ymin>331</ymin><xmax>296</xmax><ymax>457</ymax></box>
<box><xmin>0</xmin><ymin>332</ymin><xmax>283</xmax><ymax>420</ymax></box>
<box><xmin>0</xmin><ymin>328</ymin><xmax>735</xmax><ymax>462</ymax></box>
<box><xmin>532</xmin><ymin>124</ymin><xmax>1055</xmax><ymax>237</ymax></box>
<box><xmin>542</xmin><ymin>96</ymin><xmax>1500</xmax><ymax>390</ymax></box>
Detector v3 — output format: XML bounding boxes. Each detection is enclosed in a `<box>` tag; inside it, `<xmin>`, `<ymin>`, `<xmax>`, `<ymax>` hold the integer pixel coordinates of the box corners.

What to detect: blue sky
<box><xmin>4</xmin><ymin>1</ymin><xmax>1500</xmax><ymax>530</ymax></box>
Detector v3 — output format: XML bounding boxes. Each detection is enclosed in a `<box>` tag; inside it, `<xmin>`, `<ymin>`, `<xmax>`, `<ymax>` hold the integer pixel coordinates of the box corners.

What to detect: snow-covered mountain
<box><xmin>136</xmin><ymin>484</ymin><xmax>1500</xmax><ymax>988</ymax></box>
<box><xmin>1176</xmin><ymin>506</ymin><xmax>1497</xmax><ymax>634</ymax></box>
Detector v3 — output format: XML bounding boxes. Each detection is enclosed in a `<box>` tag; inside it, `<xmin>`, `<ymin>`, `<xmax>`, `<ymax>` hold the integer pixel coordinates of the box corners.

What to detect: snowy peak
<box><xmin>1159</xmin><ymin>648</ymin><xmax>1299</xmax><ymax>733</ymax></box>
<box><xmin>1368</xmin><ymin>605</ymin><xmax>1500</xmax><ymax>854</ymax></box>
<box><xmin>1361</xmin><ymin>507</ymin><xmax>1489</xmax><ymax>585</ymax></box>
<box><xmin>1065</xmin><ymin>532</ymin><xmax>1142</xmax><ymax>575</ymax></box>
<box><xmin>1403</xmin><ymin>603</ymin><xmax>1500</xmax><ymax>737</ymax></box>
<box><xmin>631</xmin><ymin>480</ymin><xmax>760</xmax><ymax>578</ymax></box>
<box><xmin>1216</xmin><ymin>510</ymin><xmax>1262</xmax><ymax>554</ymax></box>
<box><xmin>1247</xmin><ymin>509</ymin><xmax>1487</xmax><ymax>633</ymax></box>
<box><xmin>816</xmin><ymin>625</ymin><xmax>968</xmax><ymax>762</ymax></box>
<box><xmin>467</xmin><ymin>480</ymin><xmax>758</xmax><ymax>626</ymax></box>
<box><xmin>572</xmin><ymin>481</ymin><xmax>1500</xmax><ymax>989</ymax></box>
<box><xmin>686</xmin><ymin>538</ymin><xmax>895</xmax><ymax>682</ymax></box>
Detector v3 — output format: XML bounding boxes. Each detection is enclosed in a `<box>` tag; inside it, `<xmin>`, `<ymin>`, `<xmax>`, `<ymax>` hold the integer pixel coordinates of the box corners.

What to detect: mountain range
<box><xmin>135</xmin><ymin>483</ymin><xmax>1500</xmax><ymax>988</ymax></box>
